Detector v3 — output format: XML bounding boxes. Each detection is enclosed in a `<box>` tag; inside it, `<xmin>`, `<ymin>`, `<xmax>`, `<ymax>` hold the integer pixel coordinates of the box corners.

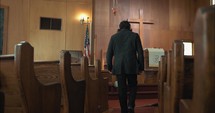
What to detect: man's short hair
<box><xmin>119</xmin><ymin>21</ymin><xmax>131</xmax><ymax>30</ymax></box>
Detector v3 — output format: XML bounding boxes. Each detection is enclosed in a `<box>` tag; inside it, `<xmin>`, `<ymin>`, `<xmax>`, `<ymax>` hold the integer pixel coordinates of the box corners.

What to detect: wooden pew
<box><xmin>163</xmin><ymin>50</ymin><xmax>172</xmax><ymax>113</ymax></box>
<box><xmin>0</xmin><ymin>91</ymin><xmax>4</xmax><ymax>113</ymax></box>
<box><xmin>158</xmin><ymin>41</ymin><xmax>194</xmax><ymax>113</ymax></box>
<box><xmin>190</xmin><ymin>5</ymin><xmax>215</xmax><ymax>113</ymax></box>
<box><xmin>71</xmin><ymin>57</ymin><xmax>101</xmax><ymax>113</ymax></box>
<box><xmin>71</xmin><ymin>56</ymin><xmax>102</xmax><ymax>113</ymax></box>
<box><xmin>60</xmin><ymin>51</ymin><xmax>86</xmax><ymax>113</ymax></box>
<box><xmin>95</xmin><ymin>60</ymin><xmax>109</xmax><ymax>112</ymax></box>
<box><xmin>34</xmin><ymin>61</ymin><xmax>60</xmax><ymax>84</ymax></box>
<box><xmin>34</xmin><ymin>51</ymin><xmax>86</xmax><ymax>113</ymax></box>
<box><xmin>170</xmin><ymin>40</ymin><xmax>194</xmax><ymax>113</ymax></box>
<box><xmin>0</xmin><ymin>70</ymin><xmax>3</xmax><ymax>113</ymax></box>
<box><xmin>88</xmin><ymin>60</ymin><xmax>109</xmax><ymax>113</ymax></box>
<box><xmin>158</xmin><ymin>55</ymin><xmax>167</xmax><ymax>113</ymax></box>
<box><xmin>0</xmin><ymin>41</ymin><xmax>62</xmax><ymax>113</ymax></box>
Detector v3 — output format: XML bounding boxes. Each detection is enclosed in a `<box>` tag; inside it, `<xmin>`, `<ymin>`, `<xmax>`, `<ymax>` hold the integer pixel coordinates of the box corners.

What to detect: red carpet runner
<box><xmin>108</xmin><ymin>99</ymin><xmax>158</xmax><ymax>113</ymax></box>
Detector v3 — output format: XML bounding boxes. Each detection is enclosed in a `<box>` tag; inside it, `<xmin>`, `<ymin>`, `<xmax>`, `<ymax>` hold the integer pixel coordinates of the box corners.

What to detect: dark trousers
<box><xmin>116</xmin><ymin>74</ymin><xmax>137</xmax><ymax>113</ymax></box>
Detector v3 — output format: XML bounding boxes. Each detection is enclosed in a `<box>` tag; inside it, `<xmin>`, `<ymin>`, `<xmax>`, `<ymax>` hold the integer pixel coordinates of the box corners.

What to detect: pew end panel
<box><xmin>60</xmin><ymin>51</ymin><xmax>86</xmax><ymax>113</ymax></box>
<box><xmin>15</xmin><ymin>41</ymin><xmax>62</xmax><ymax>113</ymax></box>
<box><xmin>192</xmin><ymin>5</ymin><xmax>215</xmax><ymax>113</ymax></box>
<box><xmin>170</xmin><ymin>40</ymin><xmax>194</xmax><ymax>113</ymax></box>
<box><xmin>158</xmin><ymin>55</ymin><xmax>167</xmax><ymax>113</ymax></box>
<box><xmin>95</xmin><ymin>59</ymin><xmax>109</xmax><ymax>112</ymax></box>
<box><xmin>0</xmin><ymin>55</ymin><xmax>25</xmax><ymax>113</ymax></box>
<box><xmin>82</xmin><ymin>57</ymin><xmax>100</xmax><ymax>113</ymax></box>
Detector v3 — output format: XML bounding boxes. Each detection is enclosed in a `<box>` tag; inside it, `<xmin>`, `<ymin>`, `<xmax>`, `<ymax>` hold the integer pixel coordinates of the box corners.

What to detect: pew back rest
<box><xmin>170</xmin><ymin>40</ymin><xmax>194</xmax><ymax>113</ymax></box>
<box><xmin>0</xmin><ymin>55</ymin><xmax>24</xmax><ymax>113</ymax></box>
<box><xmin>34</xmin><ymin>61</ymin><xmax>60</xmax><ymax>84</ymax></box>
<box><xmin>192</xmin><ymin>5</ymin><xmax>215</xmax><ymax>113</ymax></box>
<box><xmin>88</xmin><ymin>60</ymin><xmax>109</xmax><ymax>112</ymax></box>
<box><xmin>81</xmin><ymin>57</ymin><xmax>100</xmax><ymax>113</ymax></box>
<box><xmin>15</xmin><ymin>41</ymin><xmax>61</xmax><ymax>113</ymax></box>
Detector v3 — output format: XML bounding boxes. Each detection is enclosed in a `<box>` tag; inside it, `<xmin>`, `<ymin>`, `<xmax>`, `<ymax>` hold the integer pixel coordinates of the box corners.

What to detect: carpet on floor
<box><xmin>108</xmin><ymin>99</ymin><xmax>158</xmax><ymax>113</ymax></box>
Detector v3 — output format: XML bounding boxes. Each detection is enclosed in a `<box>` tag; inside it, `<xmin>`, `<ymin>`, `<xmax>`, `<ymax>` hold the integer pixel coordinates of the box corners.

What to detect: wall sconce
<box><xmin>80</xmin><ymin>17</ymin><xmax>89</xmax><ymax>24</ymax></box>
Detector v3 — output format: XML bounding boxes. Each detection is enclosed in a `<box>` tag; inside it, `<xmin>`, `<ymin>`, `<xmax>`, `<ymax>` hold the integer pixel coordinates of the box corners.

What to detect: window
<box><xmin>40</xmin><ymin>17</ymin><xmax>62</xmax><ymax>30</ymax></box>
<box><xmin>211</xmin><ymin>0</ymin><xmax>215</xmax><ymax>5</ymax></box>
<box><xmin>183</xmin><ymin>42</ymin><xmax>193</xmax><ymax>56</ymax></box>
<box><xmin>0</xmin><ymin>8</ymin><xmax>4</xmax><ymax>54</ymax></box>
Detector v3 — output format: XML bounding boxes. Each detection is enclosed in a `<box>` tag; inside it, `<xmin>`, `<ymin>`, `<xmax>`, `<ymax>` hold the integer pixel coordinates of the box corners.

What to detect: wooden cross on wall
<box><xmin>128</xmin><ymin>9</ymin><xmax>154</xmax><ymax>46</ymax></box>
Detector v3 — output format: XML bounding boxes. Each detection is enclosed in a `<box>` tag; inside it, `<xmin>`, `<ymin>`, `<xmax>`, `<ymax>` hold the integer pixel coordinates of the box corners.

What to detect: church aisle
<box><xmin>103</xmin><ymin>99</ymin><xmax>158</xmax><ymax>113</ymax></box>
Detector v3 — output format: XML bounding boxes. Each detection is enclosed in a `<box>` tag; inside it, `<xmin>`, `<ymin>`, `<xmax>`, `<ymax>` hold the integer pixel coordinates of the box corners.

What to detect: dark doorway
<box><xmin>0</xmin><ymin>8</ymin><xmax>4</xmax><ymax>55</ymax></box>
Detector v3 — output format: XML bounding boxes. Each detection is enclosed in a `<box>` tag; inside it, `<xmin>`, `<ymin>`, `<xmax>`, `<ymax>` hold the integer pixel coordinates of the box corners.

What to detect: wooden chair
<box><xmin>191</xmin><ymin>5</ymin><xmax>215</xmax><ymax>113</ymax></box>
<box><xmin>0</xmin><ymin>41</ymin><xmax>62</xmax><ymax>113</ymax></box>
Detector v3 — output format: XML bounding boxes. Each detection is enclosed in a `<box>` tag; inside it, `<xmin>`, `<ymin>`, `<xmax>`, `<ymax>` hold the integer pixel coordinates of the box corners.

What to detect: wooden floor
<box><xmin>103</xmin><ymin>99</ymin><xmax>158</xmax><ymax>113</ymax></box>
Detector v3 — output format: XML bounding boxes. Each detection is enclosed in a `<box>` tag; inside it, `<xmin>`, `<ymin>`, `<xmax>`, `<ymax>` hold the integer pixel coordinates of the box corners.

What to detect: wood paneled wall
<box><xmin>0</xmin><ymin>0</ymin><xmax>92</xmax><ymax>60</ymax></box>
<box><xmin>0</xmin><ymin>0</ymin><xmax>210</xmax><ymax>61</ymax></box>
<box><xmin>93</xmin><ymin>0</ymin><xmax>210</xmax><ymax>60</ymax></box>
<box><xmin>0</xmin><ymin>0</ymin><xmax>28</xmax><ymax>54</ymax></box>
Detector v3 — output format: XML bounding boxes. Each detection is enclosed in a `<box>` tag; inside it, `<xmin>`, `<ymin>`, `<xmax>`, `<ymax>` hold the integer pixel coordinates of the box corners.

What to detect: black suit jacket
<box><xmin>106</xmin><ymin>29</ymin><xmax>144</xmax><ymax>75</ymax></box>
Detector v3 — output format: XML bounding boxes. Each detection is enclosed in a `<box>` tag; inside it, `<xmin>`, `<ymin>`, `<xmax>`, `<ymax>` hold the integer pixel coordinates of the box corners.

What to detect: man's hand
<box><xmin>138</xmin><ymin>71</ymin><xmax>143</xmax><ymax>75</ymax></box>
<box><xmin>108</xmin><ymin>70</ymin><xmax>112</xmax><ymax>74</ymax></box>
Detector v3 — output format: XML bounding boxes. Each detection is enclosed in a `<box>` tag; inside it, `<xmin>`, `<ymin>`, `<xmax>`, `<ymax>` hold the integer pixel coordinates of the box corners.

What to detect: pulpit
<box><xmin>143</xmin><ymin>48</ymin><xmax>165</xmax><ymax>84</ymax></box>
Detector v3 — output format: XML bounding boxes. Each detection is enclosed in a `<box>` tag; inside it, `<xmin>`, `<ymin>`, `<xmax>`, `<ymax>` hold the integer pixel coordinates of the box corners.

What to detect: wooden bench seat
<box><xmin>170</xmin><ymin>40</ymin><xmax>194</xmax><ymax>113</ymax></box>
<box><xmin>60</xmin><ymin>51</ymin><xmax>86</xmax><ymax>113</ymax></box>
<box><xmin>0</xmin><ymin>41</ymin><xmax>62</xmax><ymax>113</ymax></box>
<box><xmin>69</xmin><ymin>56</ymin><xmax>109</xmax><ymax>113</ymax></box>
<box><xmin>158</xmin><ymin>55</ymin><xmax>167</xmax><ymax>113</ymax></box>
<box><xmin>158</xmin><ymin>40</ymin><xmax>194</xmax><ymax>113</ymax></box>
<box><xmin>71</xmin><ymin>57</ymin><xmax>101</xmax><ymax>113</ymax></box>
<box><xmin>33</xmin><ymin>51</ymin><xmax>86</xmax><ymax>113</ymax></box>
<box><xmin>163</xmin><ymin>50</ymin><xmax>172</xmax><ymax>113</ymax></box>
<box><xmin>89</xmin><ymin>60</ymin><xmax>109</xmax><ymax>112</ymax></box>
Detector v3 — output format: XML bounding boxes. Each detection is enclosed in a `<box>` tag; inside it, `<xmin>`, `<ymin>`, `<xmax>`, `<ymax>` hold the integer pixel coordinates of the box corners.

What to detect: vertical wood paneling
<box><xmin>93</xmin><ymin>0</ymin><xmax>210</xmax><ymax>84</ymax></box>
<box><xmin>93</xmin><ymin>0</ymin><xmax>110</xmax><ymax>59</ymax></box>
<box><xmin>93</xmin><ymin>0</ymin><xmax>210</xmax><ymax>54</ymax></box>
<box><xmin>0</xmin><ymin>0</ymin><xmax>210</xmax><ymax>61</ymax></box>
<box><xmin>0</xmin><ymin>0</ymin><xmax>92</xmax><ymax>60</ymax></box>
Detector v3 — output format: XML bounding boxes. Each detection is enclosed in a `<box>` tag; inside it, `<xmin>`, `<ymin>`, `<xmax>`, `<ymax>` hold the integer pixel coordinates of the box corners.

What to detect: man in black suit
<box><xmin>106</xmin><ymin>21</ymin><xmax>144</xmax><ymax>113</ymax></box>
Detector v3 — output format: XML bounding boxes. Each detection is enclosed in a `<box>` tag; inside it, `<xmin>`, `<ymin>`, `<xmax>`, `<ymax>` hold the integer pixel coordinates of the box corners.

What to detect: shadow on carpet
<box><xmin>109</xmin><ymin>106</ymin><xmax>158</xmax><ymax>113</ymax></box>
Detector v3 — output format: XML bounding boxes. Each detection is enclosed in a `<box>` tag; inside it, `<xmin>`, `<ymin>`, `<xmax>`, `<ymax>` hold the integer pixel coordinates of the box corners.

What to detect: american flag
<box><xmin>84</xmin><ymin>24</ymin><xmax>90</xmax><ymax>58</ymax></box>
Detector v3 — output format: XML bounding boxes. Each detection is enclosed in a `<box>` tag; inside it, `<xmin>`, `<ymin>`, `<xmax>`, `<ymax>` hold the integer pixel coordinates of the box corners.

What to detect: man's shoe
<box><xmin>128</xmin><ymin>108</ymin><xmax>134</xmax><ymax>113</ymax></box>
